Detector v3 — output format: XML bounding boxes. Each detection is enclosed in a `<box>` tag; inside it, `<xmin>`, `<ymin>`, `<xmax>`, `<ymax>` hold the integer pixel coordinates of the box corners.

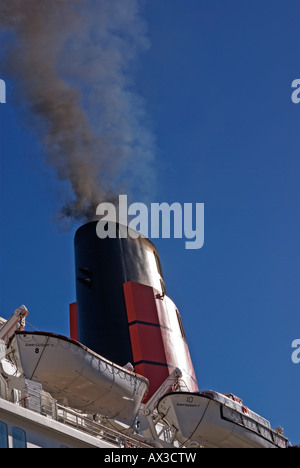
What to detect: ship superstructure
<box><xmin>0</xmin><ymin>222</ymin><xmax>291</xmax><ymax>448</ymax></box>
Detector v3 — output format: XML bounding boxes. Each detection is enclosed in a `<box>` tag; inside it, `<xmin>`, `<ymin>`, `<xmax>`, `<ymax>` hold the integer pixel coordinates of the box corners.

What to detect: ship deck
<box><xmin>0</xmin><ymin>373</ymin><xmax>150</xmax><ymax>448</ymax></box>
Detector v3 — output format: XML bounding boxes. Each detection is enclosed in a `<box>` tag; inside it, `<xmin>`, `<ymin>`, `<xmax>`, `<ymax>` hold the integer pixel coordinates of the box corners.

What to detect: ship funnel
<box><xmin>72</xmin><ymin>221</ymin><xmax>198</xmax><ymax>398</ymax></box>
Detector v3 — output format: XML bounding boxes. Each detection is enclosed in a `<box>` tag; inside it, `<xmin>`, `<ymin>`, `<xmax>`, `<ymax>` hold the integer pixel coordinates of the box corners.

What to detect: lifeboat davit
<box><xmin>9</xmin><ymin>331</ymin><xmax>149</xmax><ymax>425</ymax></box>
<box><xmin>157</xmin><ymin>391</ymin><xmax>289</xmax><ymax>448</ymax></box>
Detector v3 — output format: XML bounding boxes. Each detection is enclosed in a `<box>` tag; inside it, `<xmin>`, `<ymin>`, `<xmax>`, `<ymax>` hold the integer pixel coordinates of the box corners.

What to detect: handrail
<box><xmin>0</xmin><ymin>381</ymin><xmax>151</xmax><ymax>448</ymax></box>
<box><xmin>56</xmin><ymin>404</ymin><xmax>150</xmax><ymax>448</ymax></box>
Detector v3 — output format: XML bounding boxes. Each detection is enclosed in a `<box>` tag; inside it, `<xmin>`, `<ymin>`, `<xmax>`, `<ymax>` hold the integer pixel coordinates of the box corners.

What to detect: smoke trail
<box><xmin>0</xmin><ymin>0</ymin><xmax>155</xmax><ymax>223</ymax></box>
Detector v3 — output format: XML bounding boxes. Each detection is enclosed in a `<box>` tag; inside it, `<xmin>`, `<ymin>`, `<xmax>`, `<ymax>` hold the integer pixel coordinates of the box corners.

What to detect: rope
<box><xmin>26</xmin><ymin>321</ymin><xmax>40</xmax><ymax>332</ymax></box>
<box><xmin>178</xmin><ymin>399</ymin><xmax>211</xmax><ymax>448</ymax></box>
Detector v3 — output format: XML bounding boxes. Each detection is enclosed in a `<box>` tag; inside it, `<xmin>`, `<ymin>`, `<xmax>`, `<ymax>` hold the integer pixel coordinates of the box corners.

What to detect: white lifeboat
<box><xmin>8</xmin><ymin>331</ymin><xmax>149</xmax><ymax>425</ymax></box>
<box><xmin>157</xmin><ymin>391</ymin><xmax>289</xmax><ymax>448</ymax></box>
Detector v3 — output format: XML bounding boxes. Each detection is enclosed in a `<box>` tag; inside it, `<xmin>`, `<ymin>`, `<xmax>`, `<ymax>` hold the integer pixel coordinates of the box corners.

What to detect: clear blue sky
<box><xmin>0</xmin><ymin>0</ymin><xmax>299</xmax><ymax>445</ymax></box>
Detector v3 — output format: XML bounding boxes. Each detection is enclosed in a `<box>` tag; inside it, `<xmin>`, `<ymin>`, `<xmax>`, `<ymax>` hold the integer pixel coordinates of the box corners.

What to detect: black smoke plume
<box><xmin>0</xmin><ymin>0</ymin><xmax>155</xmax><ymax>223</ymax></box>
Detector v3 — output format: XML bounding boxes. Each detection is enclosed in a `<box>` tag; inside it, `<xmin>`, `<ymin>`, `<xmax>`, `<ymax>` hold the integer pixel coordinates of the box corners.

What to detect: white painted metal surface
<box><xmin>157</xmin><ymin>391</ymin><xmax>289</xmax><ymax>449</ymax></box>
<box><xmin>9</xmin><ymin>331</ymin><xmax>149</xmax><ymax>425</ymax></box>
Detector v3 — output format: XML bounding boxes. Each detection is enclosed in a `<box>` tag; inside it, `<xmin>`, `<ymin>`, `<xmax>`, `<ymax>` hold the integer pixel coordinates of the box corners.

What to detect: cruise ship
<box><xmin>0</xmin><ymin>222</ymin><xmax>292</xmax><ymax>449</ymax></box>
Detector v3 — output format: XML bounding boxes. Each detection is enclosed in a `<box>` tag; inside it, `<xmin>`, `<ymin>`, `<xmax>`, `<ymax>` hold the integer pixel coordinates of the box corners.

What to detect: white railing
<box><xmin>56</xmin><ymin>405</ymin><xmax>150</xmax><ymax>448</ymax></box>
<box><xmin>4</xmin><ymin>382</ymin><xmax>150</xmax><ymax>448</ymax></box>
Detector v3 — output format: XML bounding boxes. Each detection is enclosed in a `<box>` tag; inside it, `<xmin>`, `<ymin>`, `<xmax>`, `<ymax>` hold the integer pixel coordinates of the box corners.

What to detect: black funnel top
<box><xmin>74</xmin><ymin>221</ymin><xmax>165</xmax><ymax>366</ymax></box>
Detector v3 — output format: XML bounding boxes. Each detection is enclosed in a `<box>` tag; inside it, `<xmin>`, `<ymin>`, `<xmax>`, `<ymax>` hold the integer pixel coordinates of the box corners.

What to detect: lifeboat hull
<box><xmin>9</xmin><ymin>331</ymin><xmax>149</xmax><ymax>425</ymax></box>
<box><xmin>157</xmin><ymin>392</ymin><xmax>288</xmax><ymax>448</ymax></box>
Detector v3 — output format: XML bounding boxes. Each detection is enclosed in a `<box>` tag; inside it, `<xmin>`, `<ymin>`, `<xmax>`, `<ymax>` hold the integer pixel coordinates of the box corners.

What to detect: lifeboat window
<box><xmin>243</xmin><ymin>416</ymin><xmax>258</xmax><ymax>433</ymax></box>
<box><xmin>221</xmin><ymin>406</ymin><xmax>243</xmax><ymax>425</ymax></box>
<box><xmin>0</xmin><ymin>422</ymin><xmax>8</xmax><ymax>448</ymax></box>
<box><xmin>273</xmin><ymin>434</ymin><xmax>287</xmax><ymax>448</ymax></box>
<box><xmin>12</xmin><ymin>427</ymin><xmax>27</xmax><ymax>449</ymax></box>
<box><xmin>258</xmin><ymin>425</ymin><xmax>274</xmax><ymax>442</ymax></box>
